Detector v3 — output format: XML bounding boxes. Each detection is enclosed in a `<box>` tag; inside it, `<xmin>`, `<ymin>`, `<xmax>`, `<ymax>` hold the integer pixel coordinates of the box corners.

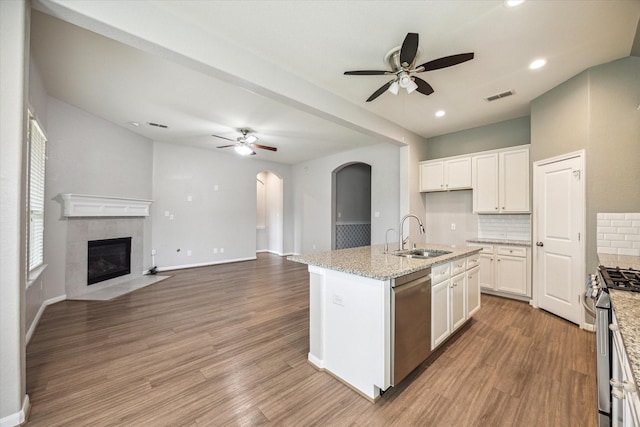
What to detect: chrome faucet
<box><xmin>384</xmin><ymin>228</ymin><xmax>397</xmax><ymax>254</ymax></box>
<box><xmin>399</xmin><ymin>214</ymin><xmax>426</xmax><ymax>251</ymax></box>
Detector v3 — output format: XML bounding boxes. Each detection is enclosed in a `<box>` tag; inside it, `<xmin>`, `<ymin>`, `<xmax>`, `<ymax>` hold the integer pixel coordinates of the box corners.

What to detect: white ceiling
<box><xmin>30</xmin><ymin>1</ymin><xmax>640</xmax><ymax>164</ymax></box>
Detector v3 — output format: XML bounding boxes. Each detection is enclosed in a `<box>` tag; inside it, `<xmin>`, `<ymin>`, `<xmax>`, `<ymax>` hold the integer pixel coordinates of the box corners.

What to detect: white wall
<box><xmin>424</xmin><ymin>191</ymin><xmax>478</xmax><ymax>247</ymax></box>
<box><xmin>42</xmin><ymin>97</ymin><xmax>154</xmax><ymax>300</ymax></box>
<box><xmin>0</xmin><ymin>0</ymin><xmax>28</xmax><ymax>422</ymax></box>
<box><xmin>151</xmin><ymin>142</ymin><xmax>293</xmax><ymax>269</ymax></box>
<box><xmin>292</xmin><ymin>143</ymin><xmax>400</xmax><ymax>254</ymax></box>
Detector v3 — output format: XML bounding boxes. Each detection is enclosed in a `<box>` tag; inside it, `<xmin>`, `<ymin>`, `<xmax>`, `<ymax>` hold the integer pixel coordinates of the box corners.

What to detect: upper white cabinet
<box><xmin>472</xmin><ymin>147</ymin><xmax>530</xmax><ymax>213</ymax></box>
<box><xmin>419</xmin><ymin>156</ymin><xmax>472</xmax><ymax>192</ymax></box>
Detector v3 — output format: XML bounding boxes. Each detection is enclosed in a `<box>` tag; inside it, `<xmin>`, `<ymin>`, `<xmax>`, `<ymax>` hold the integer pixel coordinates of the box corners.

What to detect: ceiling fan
<box><xmin>212</xmin><ymin>129</ymin><xmax>277</xmax><ymax>156</ymax></box>
<box><xmin>344</xmin><ymin>33</ymin><xmax>474</xmax><ymax>102</ymax></box>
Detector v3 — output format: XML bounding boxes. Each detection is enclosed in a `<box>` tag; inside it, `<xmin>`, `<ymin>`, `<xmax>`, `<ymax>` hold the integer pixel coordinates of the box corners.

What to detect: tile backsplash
<box><xmin>477</xmin><ymin>214</ymin><xmax>531</xmax><ymax>241</ymax></box>
<box><xmin>597</xmin><ymin>213</ymin><xmax>640</xmax><ymax>256</ymax></box>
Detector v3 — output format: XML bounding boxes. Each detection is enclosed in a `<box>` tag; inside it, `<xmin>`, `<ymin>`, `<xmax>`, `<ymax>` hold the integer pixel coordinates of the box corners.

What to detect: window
<box><xmin>27</xmin><ymin>112</ymin><xmax>47</xmax><ymax>272</ymax></box>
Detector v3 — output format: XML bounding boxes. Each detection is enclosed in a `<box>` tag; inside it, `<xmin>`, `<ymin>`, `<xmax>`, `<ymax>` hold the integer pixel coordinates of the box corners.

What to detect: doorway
<box><xmin>256</xmin><ymin>171</ymin><xmax>284</xmax><ymax>255</ymax></box>
<box><xmin>332</xmin><ymin>162</ymin><xmax>372</xmax><ymax>250</ymax></box>
<box><xmin>533</xmin><ymin>151</ymin><xmax>585</xmax><ymax>326</ymax></box>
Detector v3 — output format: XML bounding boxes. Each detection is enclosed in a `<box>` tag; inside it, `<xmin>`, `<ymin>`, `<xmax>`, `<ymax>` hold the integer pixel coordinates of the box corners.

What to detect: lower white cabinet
<box><xmin>431</xmin><ymin>254</ymin><xmax>481</xmax><ymax>350</ymax></box>
<box><xmin>467</xmin><ymin>266</ymin><xmax>481</xmax><ymax>317</ymax></box>
<box><xmin>431</xmin><ymin>278</ymin><xmax>451</xmax><ymax>350</ymax></box>
<box><xmin>470</xmin><ymin>243</ymin><xmax>531</xmax><ymax>298</ymax></box>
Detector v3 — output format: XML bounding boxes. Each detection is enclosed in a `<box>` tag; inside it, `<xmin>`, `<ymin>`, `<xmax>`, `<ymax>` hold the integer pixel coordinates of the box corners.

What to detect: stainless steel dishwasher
<box><xmin>392</xmin><ymin>268</ymin><xmax>431</xmax><ymax>385</ymax></box>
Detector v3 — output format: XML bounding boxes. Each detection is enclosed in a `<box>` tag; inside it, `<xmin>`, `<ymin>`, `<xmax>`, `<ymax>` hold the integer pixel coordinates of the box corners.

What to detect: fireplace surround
<box><xmin>60</xmin><ymin>194</ymin><xmax>152</xmax><ymax>298</ymax></box>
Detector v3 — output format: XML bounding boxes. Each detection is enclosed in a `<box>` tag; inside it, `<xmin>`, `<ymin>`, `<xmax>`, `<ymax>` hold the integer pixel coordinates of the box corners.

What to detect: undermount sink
<box><xmin>392</xmin><ymin>249</ymin><xmax>452</xmax><ymax>259</ymax></box>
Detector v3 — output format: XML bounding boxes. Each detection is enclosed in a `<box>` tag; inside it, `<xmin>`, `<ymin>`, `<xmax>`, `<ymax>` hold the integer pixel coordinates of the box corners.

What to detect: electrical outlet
<box><xmin>332</xmin><ymin>294</ymin><xmax>344</xmax><ymax>306</ymax></box>
<box><xmin>187</xmin><ymin>195</ymin><xmax>192</xmax><ymax>202</ymax></box>
<box><xmin>151</xmin><ymin>249</ymin><xmax>157</xmax><ymax>255</ymax></box>
<box><xmin>165</xmin><ymin>211</ymin><xmax>170</xmax><ymax>217</ymax></box>
<box><xmin>312</xmin><ymin>244</ymin><xmax>316</xmax><ymax>250</ymax></box>
<box><xmin>169</xmin><ymin>214</ymin><xmax>175</xmax><ymax>220</ymax></box>
<box><xmin>220</xmin><ymin>248</ymin><xmax>224</xmax><ymax>253</ymax></box>
<box><xmin>451</xmin><ymin>223</ymin><xmax>456</xmax><ymax>230</ymax></box>
<box><xmin>213</xmin><ymin>248</ymin><xmax>218</xmax><ymax>254</ymax></box>
<box><xmin>187</xmin><ymin>250</ymin><xmax>192</xmax><ymax>256</ymax></box>
<box><xmin>214</xmin><ymin>185</ymin><xmax>219</xmax><ymax>191</ymax></box>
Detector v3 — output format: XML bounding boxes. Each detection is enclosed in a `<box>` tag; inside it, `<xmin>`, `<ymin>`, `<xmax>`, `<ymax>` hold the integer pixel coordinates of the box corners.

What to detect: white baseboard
<box><xmin>0</xmin><ymin>394</ymin><xmax>29</xmax><ymax>427</ymax></box>
<box><xmin>256</xmin><ymin>250</ymin><xmax>294</xmax><ymax>257</ymax></box>
<box><xmin>157</xmin><ymin>256</ymin><xmax>257</xmax><ymax>272</ymax></box>
<box><xmin>26</xmin><ymin>294</ymin><xmax>66</xmax><ymax>344</ymax></box>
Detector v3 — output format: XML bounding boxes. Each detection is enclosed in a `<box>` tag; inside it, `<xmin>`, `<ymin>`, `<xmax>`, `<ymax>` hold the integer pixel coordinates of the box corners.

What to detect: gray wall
<box><xmin>151</xmin><ymin>141</ymin><xmax>293</xmax><ymax>268</ymax></box>
<box><xmin>335</xmin><ymin>163</ymin><xmax>371</xmax><ymax>223</ymax></box>
<box><xmin>0</xmin><ymin>0</ymin><xmax>28</xmax><ymax>421</ymax></box>
<box><xmin>42</xmin><ymin>97</ymin><xmax>154</xmax><ymax>302</ymax></box>
<box><xmin>293</xmin><ymin>143</ymin><xmax>400</xmax><ymax>254</ymax></box>
<box><xmin>531</xmin><ymin>56</ymin><xmax>640</xmax><ymax>272</ymax></box>
<box><xmin>425</xmin><ymin>116</ymin><xmax>531</xmax><ymax>160</ymax></box>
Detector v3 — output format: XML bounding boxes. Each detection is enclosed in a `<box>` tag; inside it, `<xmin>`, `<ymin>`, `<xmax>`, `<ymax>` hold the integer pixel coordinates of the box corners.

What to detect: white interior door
<box><xmin>533</xmin><ymin>152</ymin><xmax>585</xmax><ymax>325</ymax></box>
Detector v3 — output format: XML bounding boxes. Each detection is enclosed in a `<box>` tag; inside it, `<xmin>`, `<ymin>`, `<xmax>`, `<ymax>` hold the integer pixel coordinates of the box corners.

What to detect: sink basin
<box><xmin>392</xmin><ymin>249</ymin><xmax>452</xmax><ymax>259</ymax></box>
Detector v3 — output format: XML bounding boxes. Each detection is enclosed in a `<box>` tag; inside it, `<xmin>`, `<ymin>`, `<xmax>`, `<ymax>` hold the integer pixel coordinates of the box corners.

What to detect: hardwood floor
<box><xmin>26</xmin><ymin>253</ymin><xmax>597</xmax><ymax>426</ymax></box>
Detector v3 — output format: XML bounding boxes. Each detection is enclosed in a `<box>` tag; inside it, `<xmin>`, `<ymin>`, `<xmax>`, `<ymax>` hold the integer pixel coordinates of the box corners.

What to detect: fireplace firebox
<box><xmin>87</xmin><ymin>237</ymin><xmax>132</xmax><ymax>285</ymax></box>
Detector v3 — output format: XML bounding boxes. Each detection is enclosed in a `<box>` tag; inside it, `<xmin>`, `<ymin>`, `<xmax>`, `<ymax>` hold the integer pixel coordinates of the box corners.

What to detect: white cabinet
<box><xmin>451</xmin><ymin>272</ymin><xmax>466</xmax><ymax>331</ymax></box>
<box><xmin>431</xmin><ymin>255</ymin><xmax>481</xmax><ymax>350</ymax></box>
<box><xmin>495</xmin><ymin>247</ymin><xmax>529</xmax><ymax>295</ymax></box>
<box><xmin>472</xmin><ymin>147</ymin><xmax>530</xmax><ymax>213</ymax></box>
<box><xmin>419</xmin><ymin>156</ymin><xmax>471</xmax><ymax>192</ymax></box>
<box><xmin>431</xmin><ymin>278</ymin><xmax>451</xmax><ymax>350</ymax></box>
<box><xmin>467</xmin><ymin>266</ymin><xmax>480</xmax><ymax>317</ymax></box>
<box><xmin>469</xmin><ymin>243</ymin><xmax>531</xmax><ymax>298</ymax></box>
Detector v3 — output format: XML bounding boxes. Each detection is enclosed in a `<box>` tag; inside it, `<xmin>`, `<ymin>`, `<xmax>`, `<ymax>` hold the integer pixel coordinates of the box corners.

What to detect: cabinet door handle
<box><xmin>494</xmin><ymin>207</ymin><xmax>498</xmax><ymax>210</ymax></box>
<box><xmin>502</xmin><ymin>206</ymin><xmax>505</xmax><ymax>209</ymax></box>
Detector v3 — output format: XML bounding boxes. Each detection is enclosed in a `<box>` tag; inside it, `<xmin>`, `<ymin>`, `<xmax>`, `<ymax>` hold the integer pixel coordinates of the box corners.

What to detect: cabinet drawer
<box><xmin>432</xmin><ymin>263</ymin><xmax>451</xmax><ymax>285</ymax></box>
<box><xmin>466</xmin><ymin>254</ymin><xmax>480</xmax><ymax>270</ymax></box>
<box><xmin>451</xmin><ymin>258</ymin><xmax>466</xmax><ymax>276</ymax></box>
<box><xmin>470</xmin><ymin>244</ymin><xmax>493</xmax><ymax>254</ymax></box>
<box><xmin>497</xmin><ymin>246</ymin><xmax>527</xmax><ymax>257</ymax></box>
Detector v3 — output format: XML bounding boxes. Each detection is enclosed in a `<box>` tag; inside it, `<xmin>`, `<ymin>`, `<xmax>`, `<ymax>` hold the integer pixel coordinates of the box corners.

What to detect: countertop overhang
<box><xmin>288</xmin><ymin>243</ymin><xmax>481</xmax><ymax>280</ymax></box>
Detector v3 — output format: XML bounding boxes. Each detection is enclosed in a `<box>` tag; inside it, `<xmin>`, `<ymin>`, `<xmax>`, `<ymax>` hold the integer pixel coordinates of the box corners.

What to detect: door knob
<box><xmin>536</xmin><ymin>242</ymin><xmax>544</xmax><ymax>247</ymax></box>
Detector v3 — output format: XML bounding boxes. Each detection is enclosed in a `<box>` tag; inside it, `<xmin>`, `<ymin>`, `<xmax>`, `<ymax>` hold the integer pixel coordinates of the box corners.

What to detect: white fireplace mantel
<box><xmin>59</xmin><ymin>193</ymin><xmax>153</xmax><ymax>217</ymax></box>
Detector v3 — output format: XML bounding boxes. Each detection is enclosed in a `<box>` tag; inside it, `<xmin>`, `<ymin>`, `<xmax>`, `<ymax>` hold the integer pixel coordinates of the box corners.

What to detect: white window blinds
<box><xmin>28</xmin><ymin>114</ymin><xmax>47</xmax><ymax>271</ymax></box>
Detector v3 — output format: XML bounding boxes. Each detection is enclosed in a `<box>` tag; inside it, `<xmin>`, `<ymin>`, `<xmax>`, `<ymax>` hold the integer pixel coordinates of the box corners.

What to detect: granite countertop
<box><xmin>466</xmin><ymin>238</ymin><xmax>532</xmax><ymax>247</ymax></box>
<box><xmin>599</xmin><ymin>254</ymin><xmax>640</xmax><ymax>389</ymax></box>
<box><xmin>288</xmin><ymin>243</ymin><xmax>481</xmax><ymax>281</ymax></box>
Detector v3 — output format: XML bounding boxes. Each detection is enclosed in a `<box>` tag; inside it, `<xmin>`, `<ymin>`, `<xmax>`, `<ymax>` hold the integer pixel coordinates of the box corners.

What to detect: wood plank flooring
<box><xmin>26</xmin><ymin>253</ymin><xmax>597</xmax><ymax>426</ymax></box>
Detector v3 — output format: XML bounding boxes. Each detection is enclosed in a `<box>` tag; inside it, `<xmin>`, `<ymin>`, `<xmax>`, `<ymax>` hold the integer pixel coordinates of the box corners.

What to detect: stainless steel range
<box><xmin>587</xmin><ymin>266</ymin><xmax>640</xmax><ymax>427</ymax></box>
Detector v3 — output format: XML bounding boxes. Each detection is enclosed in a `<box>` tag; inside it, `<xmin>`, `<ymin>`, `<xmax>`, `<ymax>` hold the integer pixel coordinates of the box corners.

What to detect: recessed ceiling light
<box><xmin>435</xmin><ymin>110</ymin><xmax>446</xmax><ymax>118</ymax></box>
<box><xmin>504</xmin><ymin>0</ymin><xmax>526</xmax><ymax>7</ymax></box>
<box><xmin>529</xmin><ymin>58</ymin><xmax>547</xmax><ymax>70</ymax></box>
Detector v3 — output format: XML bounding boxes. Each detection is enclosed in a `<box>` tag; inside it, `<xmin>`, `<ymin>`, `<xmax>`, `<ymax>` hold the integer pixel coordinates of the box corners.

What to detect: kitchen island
<box><xmin>288</xmin><ymin>243</ymin><xmax>482</xmax><ymax>400</ymax></box>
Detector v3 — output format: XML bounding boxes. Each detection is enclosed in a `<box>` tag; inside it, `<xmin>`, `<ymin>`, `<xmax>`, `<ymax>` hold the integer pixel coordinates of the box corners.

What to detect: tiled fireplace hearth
<box><xmin>60</xmin><ymin>194</ymin><xmax>152</xmax><ymax>298</ymax></box>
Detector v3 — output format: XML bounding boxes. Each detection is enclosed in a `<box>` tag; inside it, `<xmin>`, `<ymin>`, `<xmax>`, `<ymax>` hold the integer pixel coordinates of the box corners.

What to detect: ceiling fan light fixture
<box><xmin>398</xmin><ymin>73</ymin><xmax>412</xmax><ymax>88</ymax></box>
<box><xmin>388</xmin><ymin>81</ymin><xmax>400</xmax><ymax>95</ymax></box>
<box><xmin>244</xmin><ymin>135</ymin><xmax>258</xmax><ymax>144</ymax></box>
<box><xmin>234</xmin><ymin>145</ymin><xmax>253</xmax><ymax>156</ymax></box>
<box><xmin>405</xmin><ymin>79</ymin><xmax>418</xmax><ymax>94</ymax></box>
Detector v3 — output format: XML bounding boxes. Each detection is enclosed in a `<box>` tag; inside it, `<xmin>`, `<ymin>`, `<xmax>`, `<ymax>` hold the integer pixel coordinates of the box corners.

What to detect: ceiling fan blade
<box><xmin>253</xmin><ymin>144</ymin><xmax>277</xmax><ymax>152</ymax></box>
<box><xmin>417</xmin><ymin>53</ymin><xmax>475</xmax><ymax>72</ymax></box>
<box><xmin>366</xmin><ymin>80</ymin><xmax>395</xmax><ymax>102</ymax></box>
<box><xmin>216</xmin><ymin>144</ymin><xmax>237</xmax><ymax>149</ymax></box>
<box><xmin>413</xmin><ymin>77</ymin><xmax>434</xmax><ymax>96</ymax></box>
<box><xmin>211</xmin><ymin>134</ymin><xmax>236</xmax><ymax>142</ymax></box>
<box><xmin>400</xmin><ymin>33</ymin><xmax>419</xmax><ymax>67</ymax></box>
<box><xmin>344</xmin><ymin>70</ymin><xmax>392</xmax><ymax>76</ymax></box>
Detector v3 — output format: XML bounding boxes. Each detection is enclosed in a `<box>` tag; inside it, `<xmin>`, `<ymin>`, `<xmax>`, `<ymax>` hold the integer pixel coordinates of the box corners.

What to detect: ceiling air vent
<box><xmin>484</xmin><ymin>90</ymin><xmax>515</xmax><ymax>102</ymax></box>
<box><xmin>148</xmin><ymin>122</ymin><xmax>169</xmax><ymax>129</ymax></box>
